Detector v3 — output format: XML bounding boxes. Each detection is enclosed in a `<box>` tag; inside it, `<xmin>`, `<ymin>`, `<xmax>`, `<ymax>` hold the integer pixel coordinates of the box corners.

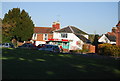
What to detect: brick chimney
<box><xmin>52</xmin><ymin>21</ymin><xmax>60</xmax><ymax>30</ymax></box>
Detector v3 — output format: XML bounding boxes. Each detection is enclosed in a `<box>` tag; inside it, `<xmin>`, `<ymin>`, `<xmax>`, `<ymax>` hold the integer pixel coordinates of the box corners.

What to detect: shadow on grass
<box><xmin>2</xmin><ymin>48</ymin><xmax>120</xmax><ymax>79</ymax></box>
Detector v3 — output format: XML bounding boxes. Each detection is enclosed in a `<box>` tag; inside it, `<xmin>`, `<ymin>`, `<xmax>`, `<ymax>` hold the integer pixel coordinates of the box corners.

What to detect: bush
<box><xmin>98</xmin><ymin>43</ymin><xmax>120</xmax><ymax>57</ymax></box>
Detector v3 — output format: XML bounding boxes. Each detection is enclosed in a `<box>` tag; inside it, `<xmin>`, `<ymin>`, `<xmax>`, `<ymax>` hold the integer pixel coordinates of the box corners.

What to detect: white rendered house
<box><xmin>47</xmin><ymin>26</ymin><xmax>91</xmax><ymax>51</ymax></box>
<box><xmin>98</xmin><ymin>34</ymin><xmax>116</xmax><ymax>44</ymax></box>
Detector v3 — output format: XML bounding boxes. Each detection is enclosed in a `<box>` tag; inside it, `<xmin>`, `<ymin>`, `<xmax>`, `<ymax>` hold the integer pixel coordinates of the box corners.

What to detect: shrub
<box><xmin>98</xmin><ymin>43</ymin><xmax>120</xmax><ymax>57</ymax></box>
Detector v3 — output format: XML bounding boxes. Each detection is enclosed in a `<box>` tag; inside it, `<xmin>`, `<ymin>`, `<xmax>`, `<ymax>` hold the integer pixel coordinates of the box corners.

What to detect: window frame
<box><xmin>43</xmin><ymin>34</ymin><xmax>48</xmax><ymax>40</ymax></box>
<box><xmin>61</xmin><ymin>33</ymin><xmax>68</xmax><ymax>38</ymax></box>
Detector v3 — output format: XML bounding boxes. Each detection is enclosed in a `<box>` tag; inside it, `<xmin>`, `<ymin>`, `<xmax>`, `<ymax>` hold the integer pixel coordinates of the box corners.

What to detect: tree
<box><xmin>92</xmin><ymin>34</ymin><xmax>99</xmax><ymax>53</ymax></box>
<box><xmin>0</xmin><ymin>18</ymin><xmax>2</xmax><ymax>43</ymax></box>
<box><xmin>89</xmin><ymin>34</ymin><xmax>95</xmax><ymax>43</ymax></box>
<box><xmin>2</xmin><ymin>8</ymin><xmax>34</xmax><ymax>42</ymax></box>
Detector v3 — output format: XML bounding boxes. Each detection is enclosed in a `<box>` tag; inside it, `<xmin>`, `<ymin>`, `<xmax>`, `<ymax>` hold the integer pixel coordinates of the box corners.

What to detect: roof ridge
<box><xmin>69</xmin><ymin>26</ymin><xmax>74</xmax><ymax>33</ymax></box>
<box><xmin>54</xmin><ymin>26</ymin><xmax>71</xmax><ymax>32</ymax></box>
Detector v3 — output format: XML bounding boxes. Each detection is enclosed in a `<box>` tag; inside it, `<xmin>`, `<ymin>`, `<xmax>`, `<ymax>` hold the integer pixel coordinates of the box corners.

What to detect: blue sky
<box><xmin>1</xmin><ymin>2</ymin><xmax>119</xmax><ymax>35</ymax></box>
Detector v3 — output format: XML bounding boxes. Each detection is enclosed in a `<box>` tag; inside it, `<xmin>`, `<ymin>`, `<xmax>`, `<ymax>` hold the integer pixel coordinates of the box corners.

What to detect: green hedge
<box><xmin>98</xmin><ymin>43</ymin><xmax>120</xmax><ymax>57</ymax></box>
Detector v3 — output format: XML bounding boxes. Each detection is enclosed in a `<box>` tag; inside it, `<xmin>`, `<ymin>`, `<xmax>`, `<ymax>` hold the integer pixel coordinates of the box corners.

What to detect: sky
<box><xmin>1</xmin><ymin>0</ymin><xmax>119</xmax><ymax>35</ymax></box>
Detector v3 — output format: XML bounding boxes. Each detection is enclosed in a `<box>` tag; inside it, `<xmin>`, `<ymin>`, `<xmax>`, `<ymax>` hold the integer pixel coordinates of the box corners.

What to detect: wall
<box><xmin>116</xmin><ymin>32</ymin><xmax>120</xmax><ymax>46</ymax></box>
<box><xmin>98</xmin><ymin>34</ymin><xmax>110</xmax><ymax>43</ymax></box>
<box><xmin>32</xmin><ymin>33</ymin><xmax>53</xmax><ymax>46</ymax></box>
<box><xmin>89</xmin><ymin>45</ymin><xmax>95</xmax><ymax>53</ymax></box>
<box><xmin>53</xmin><ymin>32</ymin><xmax>84</xmax><ymax>50</ymax></box>
<box><xmin>83</xmin><ymin>44</ymin><xmax>95</xmax><ymax>53</ymax></box>
<box><xmin>110</xmin><ymin>41</ymin><xmax>116</xmax><ymax>45</ymax></box>
<box><xmin>36</xmin><ymin>34</ymin><xmax>43</xmax><ymax>41</ymax></box>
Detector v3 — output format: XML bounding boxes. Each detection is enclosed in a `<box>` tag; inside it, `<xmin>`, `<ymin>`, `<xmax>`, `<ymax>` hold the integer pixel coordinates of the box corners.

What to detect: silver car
<box><xmin>38</xmin><ymin>45</ymin><xmax>60</xmax><ymax>53</ymax></box>
<box><xmin>2</xmin><ymin>43</ymin><xmax>14</xmax><ymax>48</ymax></box>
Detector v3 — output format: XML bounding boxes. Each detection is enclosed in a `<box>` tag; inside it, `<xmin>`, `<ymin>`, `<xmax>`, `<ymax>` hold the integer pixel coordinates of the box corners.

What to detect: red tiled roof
<box><xmin>34</xmin><ymin>27</ymin><xmax>56</xmax><ymax>33</ymax></box>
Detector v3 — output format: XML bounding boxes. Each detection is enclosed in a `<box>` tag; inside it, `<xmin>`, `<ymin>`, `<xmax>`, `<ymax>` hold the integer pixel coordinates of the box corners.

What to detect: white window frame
<box><xmin>61</xmin><ymin>33</ymin><xmax>67</xmax><ymax>38</ymax></box>
<box><xmin>33</xmin><ymin>33</ymin><xmax>37</xmax><ymax>40</ymax></box>
<box><xmin>43</xmin><ymin>34</ymin><xmax>48</xmax><ymax>40</ymax></box>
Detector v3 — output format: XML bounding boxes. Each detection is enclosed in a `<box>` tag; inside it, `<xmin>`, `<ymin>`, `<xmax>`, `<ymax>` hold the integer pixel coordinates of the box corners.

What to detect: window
<box><xmin>33</xmin><ymin>34</ymin><xmax>37</xmax><ymax>40</ymax></box>
<box><xmin>105</xmin><ymin>38</ymin><xmax>108</xmax><ymax>43</ymax></box>
<box><xmin>61</xmin><ymin>33</ymin><xmax>67</xmax><ymax>38</ymax></box>
<box><xmin>43</xmin><ymin>34</ymin><xmax>48</xmax><ymax>40</ymax></box>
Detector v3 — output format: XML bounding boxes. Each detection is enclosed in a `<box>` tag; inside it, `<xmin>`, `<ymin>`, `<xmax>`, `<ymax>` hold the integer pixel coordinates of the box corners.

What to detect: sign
<box><xmin>48</xmin><ymin>39</ymin><xmax>61</xmax><ymax>41</ymax></box>
<box><xmin>62</xmin><ymin>39</ymin><xmax>69</xmax><ymax>42</ymax></box>
<box><xmin>48</xmin><ymin>39</ymin><xmax>69</xmax><ymax>42</ymax></box>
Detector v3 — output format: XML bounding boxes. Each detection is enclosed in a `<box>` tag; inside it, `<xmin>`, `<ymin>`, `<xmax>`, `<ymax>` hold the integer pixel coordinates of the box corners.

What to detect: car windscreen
<box><xmin>5</xmin><ymin>43</ymin><xmax>9</xmax><ymax>46</ymax></box>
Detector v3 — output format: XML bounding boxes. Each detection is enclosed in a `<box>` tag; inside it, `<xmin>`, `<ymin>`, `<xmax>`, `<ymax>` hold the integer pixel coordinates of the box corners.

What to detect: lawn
<box><xmin>2</xmin><ymin>48</ymin><xmax>120</xmax><ymax>79</ymax></box>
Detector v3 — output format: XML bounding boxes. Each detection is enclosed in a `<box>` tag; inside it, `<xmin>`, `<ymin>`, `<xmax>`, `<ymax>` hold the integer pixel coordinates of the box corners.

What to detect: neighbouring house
<box><xmin>98</xmin><ymin>34</ymin><xmax>116</xmax><ymax>45</ymax></box>
<box><xmin>31</xmin><ymin>21</ymin><xmax>60</xmax><ymax>46</ymax></box>
<box><xmin>98</xmin><ymin>21</ymin><xmax>120</xmax><ymax>46</ymax></box>
<box><xmin>47</xmin><ymin>25</ymin><xmax>91</xmax><ymax>52</ymax></box>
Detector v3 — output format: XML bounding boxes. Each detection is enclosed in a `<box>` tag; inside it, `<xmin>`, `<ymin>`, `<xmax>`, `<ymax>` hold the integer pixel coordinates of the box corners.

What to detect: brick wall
<box><xmin>36</xmin><ymin>34</ymin><xmax>43</xmax><ymax>41</ymax></box>
<box><xmin>89</xmin><ymin>45</ymin><xmax>95</xmax><ymax>53</ymax></box>
<box><xmin>48</xmin><ymin>34</ymin><xmax>53</xmax><ymax>39</ymax></box>
<box><xmin>83</xmin><ymin>44</ymin><xmax>95</xmax><ymax>53</ymax></box>
<box><xmin>36</xmin><ymin>34</ymin><xmax>53</xmax><ymax>41</ymax></box>
<box><xmin>116</xmin><ymin>32</ymin><xmax>120</xmax><ymax>46</ymax></box>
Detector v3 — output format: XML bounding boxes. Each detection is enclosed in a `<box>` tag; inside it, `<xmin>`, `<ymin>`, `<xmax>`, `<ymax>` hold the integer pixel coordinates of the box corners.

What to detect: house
<box><xmin>98</xmin><ymin>21</ymin><xmax>120</xmax><ymax>46</ymax></box>
<box><xmin>47</xmin><ymin>26</ymin><xmax>91</xmax><ymax>52</ymax></box>
<box><xmin>116</xmin><ymin>21</ymin><xmax>120</xmax><ymax>46</ymax></box>
<box><xmin>31</xmin><ymin>21</ymin><xmax>60</xmax><ymax>46</ymax></box>
<box><xmin>98</xmin><ymin>34</ymin><xmax>116</xmax><ymax>44</ymax></box>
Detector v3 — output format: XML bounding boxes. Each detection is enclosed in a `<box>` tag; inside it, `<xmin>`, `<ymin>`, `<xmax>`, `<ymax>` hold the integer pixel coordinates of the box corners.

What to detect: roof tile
<box><xmin>34</xmin><ymin>27</ymin><xmax>56</xmax><ymax>33</ymax></box>
<box><xmin>54</xmin><ymin>26</ymin><xmax>88</xmax><ymax>35</ymax></box>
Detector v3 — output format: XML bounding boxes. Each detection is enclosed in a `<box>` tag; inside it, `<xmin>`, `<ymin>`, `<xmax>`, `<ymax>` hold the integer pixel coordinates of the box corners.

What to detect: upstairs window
<box><xmin>61</xmin><ymin>33</ymin><xmax>67</xmax><ymax>38</ymax></box>
<box><xmin>43</xmin><ymin>34</ymin><xmax>48</xmax><ymax>40</ymax></box>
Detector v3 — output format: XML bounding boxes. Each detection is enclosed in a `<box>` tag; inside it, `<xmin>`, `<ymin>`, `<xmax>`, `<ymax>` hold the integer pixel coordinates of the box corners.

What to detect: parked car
<box><xmin>37</xmin><ymin>44</ymin><xmax>45</xmax><ymax>48</ymax></box>
<box><xmin>17</xmin><ymin>43</ymin><xmax>37</xmax><ymax>50</ymax></box>
<box><xmin>0</xmin><ymin>43</ymin><xmax>2</xmax><ymax>47</ymax></box>
<box><xmin>38</xmin><ymin>44</ymin><xmax>60</xmax><ymax>53</ymax></box>
<box><xmin>2</xmin><ymin>43</ymin><xmax>14</xmax><ymax>48</ymax></box>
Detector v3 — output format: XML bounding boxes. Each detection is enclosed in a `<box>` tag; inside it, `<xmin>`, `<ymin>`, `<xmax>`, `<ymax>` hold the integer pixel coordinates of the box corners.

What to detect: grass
<box><xmin>2</xmin><ymin>48</ymin><xmax>120</xmax><ymax>79</ymax></box>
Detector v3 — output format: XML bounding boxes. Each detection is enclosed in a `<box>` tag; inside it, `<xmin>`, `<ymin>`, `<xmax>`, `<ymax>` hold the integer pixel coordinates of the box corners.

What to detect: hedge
<box><xmin>98</xmin><ymin>43</ymin><xmax>120</xmax><ymax>57</ymax></box>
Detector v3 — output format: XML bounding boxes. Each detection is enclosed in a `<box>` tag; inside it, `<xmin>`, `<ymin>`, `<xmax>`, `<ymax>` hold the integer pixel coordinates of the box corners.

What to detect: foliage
<box><xmin>98</xmin><ymin>43</ymin><xmax>120</xmax><ymax>57</ymax></box>
<box><xmin>0</xmin><ymin>18</ymin><xmax>2</xmax><ymax>43</ymax></box>
<box><xmin>11</xmin><ymin>38</ymin><xmax>17</xmax><ymax>47</ymax></box>
<box><xmin>92</xmin><ymin>34</ymin><xmax>100</xmax><ymax>53</ymax></box>
<box><xmin>92</xmin><ymin>34</ymin><xmax>99</xmax><ymax>45</ymax></box>
<box><xmin>2</xmin><ymin>8</ymin><xmax>34</xmax><ymax>42</ymax></box>
<box><xmin>89</xmin><ymin>34</ymin><xmax>95</xmax><ymax>43</ymax></box>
